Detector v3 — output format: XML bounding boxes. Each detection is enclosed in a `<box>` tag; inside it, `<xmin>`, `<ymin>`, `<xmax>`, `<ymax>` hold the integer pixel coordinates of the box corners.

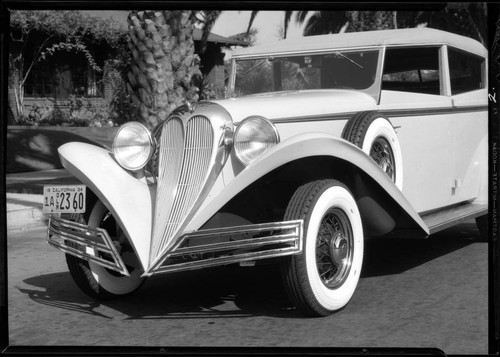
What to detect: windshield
<box><xmin>231</xmin><ymin>49</ymin><xmax>379</xmax><ymax>97</ymax></box>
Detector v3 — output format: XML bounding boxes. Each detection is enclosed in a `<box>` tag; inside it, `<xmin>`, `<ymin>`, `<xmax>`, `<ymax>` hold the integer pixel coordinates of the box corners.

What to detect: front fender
<box><xmin>186</xmin><ymin>132</ymin><xmax>429</xmax><ymax>236</ymax></box>
<box><xmin>58</xmin><ymin>142</ymin><xmax>154</xmax><ymax>271</ymax></box>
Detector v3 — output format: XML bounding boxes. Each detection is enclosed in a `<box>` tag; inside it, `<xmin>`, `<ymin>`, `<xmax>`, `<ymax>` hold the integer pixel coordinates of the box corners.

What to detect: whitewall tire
<box><xmin>281</xmin><ymin>179</ymin><xmax>364</xmax><ymax>316</ymax></box>
<box><xmin>65</xmin><ymin>198</ymin><xmax>145</xmax><ymax>299</ymax></box>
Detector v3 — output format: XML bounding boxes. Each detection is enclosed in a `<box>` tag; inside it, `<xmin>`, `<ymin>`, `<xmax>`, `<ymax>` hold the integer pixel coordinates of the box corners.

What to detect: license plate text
<box><xmin>43</xmin><ymin>185</ymin><xmax>86</xmax><ymax>213</ymax></box>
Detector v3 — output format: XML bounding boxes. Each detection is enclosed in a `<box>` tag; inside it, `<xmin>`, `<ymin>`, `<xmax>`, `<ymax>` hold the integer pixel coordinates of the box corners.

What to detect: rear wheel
<box><xmin>65</xmin><ymin>198</ymin><xmax>145</xmax><ymax>299</ymax></box>
<box><xmin>342</xmin><ymin>111</ymin><xmax>403</xmax><ymax>190</ymax></box>
<box><xmin>281</xmin><ymin>179</ymin><xmax>364</xmax><ymax>316</ymax></box>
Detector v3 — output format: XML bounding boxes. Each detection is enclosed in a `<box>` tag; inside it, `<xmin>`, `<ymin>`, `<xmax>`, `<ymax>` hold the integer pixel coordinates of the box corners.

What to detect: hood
<box><xmin>211</xmin><ymin>90</ymin><xmax>377</xmax><ymax>123</ymax></box>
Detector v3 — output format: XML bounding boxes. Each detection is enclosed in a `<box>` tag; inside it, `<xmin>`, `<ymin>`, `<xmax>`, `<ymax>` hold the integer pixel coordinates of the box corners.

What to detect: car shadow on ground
<box><xmin>361</xmin><ymin>221</ymin><xmax>483</xmax><ymax>278</ymax></box>
<box><xmin>19</xmin><ymin>222</ymin><xmax>485</xmax><ymax>319</ymax></box>
<box><xmin>20</xmin><ymin>264</ymin><xmax>301</xmax><ymax>319</ymax></box>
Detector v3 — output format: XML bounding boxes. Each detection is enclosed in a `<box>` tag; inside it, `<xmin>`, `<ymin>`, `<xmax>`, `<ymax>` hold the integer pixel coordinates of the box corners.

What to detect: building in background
<box><xmin>17</xmin><ymin>22</ymin><xmax>247</xmax><ymax>123</ymax></box>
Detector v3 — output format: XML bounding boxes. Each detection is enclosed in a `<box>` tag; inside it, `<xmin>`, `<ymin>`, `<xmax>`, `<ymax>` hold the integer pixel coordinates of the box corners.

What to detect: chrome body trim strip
<box><xmin>270</xmin><ymin>105</ymin><xmax>487</xmax><ymax>124</ymax></box>
<box><xmin>47</xmin><ymin>216</ymin><xmax>130</xmax><ymax>276</ymax></box>
<box><xmin>145</xmin><ymin>220</ymin><xmax>303</xmax><ymax>276</ymax></box>
<box><xmin>383</xmin><ymin>105</ymin><xmax>487</xmax><ymax>118</ymax></box>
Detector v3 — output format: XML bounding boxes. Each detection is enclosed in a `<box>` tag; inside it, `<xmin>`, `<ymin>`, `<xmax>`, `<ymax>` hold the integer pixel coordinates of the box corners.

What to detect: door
<box><xmin>378</xmin><ymin>46</ymin><xmax>454</xmax><ymax>213</ymax></box>
<box><xmin>447</xmin><ymin>47</ymin><xmax>488</xmax><ymax>205</ymax></box>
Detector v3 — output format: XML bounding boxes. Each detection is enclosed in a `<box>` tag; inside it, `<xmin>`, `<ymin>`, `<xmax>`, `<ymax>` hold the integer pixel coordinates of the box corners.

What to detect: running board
<box><xmin>420</xmin><ymin>202</ymin><xmax>487</xmax><ymax>235</ymax></box>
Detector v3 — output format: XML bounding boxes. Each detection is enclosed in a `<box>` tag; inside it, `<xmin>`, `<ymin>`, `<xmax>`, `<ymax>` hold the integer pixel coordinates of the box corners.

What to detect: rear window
<box><xmin>382</xmin><ymin>47</ymin><xmax>441</xmax><ymax>95</ymax></box>
<box><xmin>448</xmin><ymin>48</ymin><xmax>485</xmax><ymax>95</ymax></box>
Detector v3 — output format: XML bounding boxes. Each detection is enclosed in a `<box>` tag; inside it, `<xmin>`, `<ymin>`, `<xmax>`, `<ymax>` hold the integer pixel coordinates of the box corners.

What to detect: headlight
<box><xmin>112</xmin><ymin>122</ymin><xmax>155</xmax><ymax>171</ymax></box>
<box><xmin>234</xmin><ymin>116</ymin><xmax>279</xmax><ymax>166</ymax></box>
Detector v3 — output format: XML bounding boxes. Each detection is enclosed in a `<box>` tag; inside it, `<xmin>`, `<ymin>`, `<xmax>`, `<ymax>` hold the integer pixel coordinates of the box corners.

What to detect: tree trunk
<box><xmin>8</xmin><ymin>68</ymin><xmax>24</xmax><ymax>124</ymax></box>
<box><xmin>127</xmin><ymin>10</ymin><xmax>201</xmax><ymax>129</ymax></box>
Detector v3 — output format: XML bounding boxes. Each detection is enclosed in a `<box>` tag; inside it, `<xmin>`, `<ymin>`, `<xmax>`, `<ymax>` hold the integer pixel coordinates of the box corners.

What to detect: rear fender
<box><xmin>58</xmin><ymin>142</ymin><xmax>154</xmax><ymax>271</ymax></box>
<box><xmin>186</xmin><ymin>133</ymin><xmax>429</xmax><ymax>237</ymax></box>
<box><xmin>463</xmin><ymin>135</ymin><xmax>488</xmax><ymax>205</ymax></box>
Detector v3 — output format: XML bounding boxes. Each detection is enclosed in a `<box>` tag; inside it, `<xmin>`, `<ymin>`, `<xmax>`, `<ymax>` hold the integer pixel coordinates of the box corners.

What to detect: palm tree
<box><xmin>126</xmin><ymin>10</ymin><xmax>222</xmax><ymax>129</ymax></box>
<box><xmin>247</xmin><ymin>6</ymin><xmax>486</xmax><ymax>45</ymax></box>
<box><xmin>246</xmin><ymin>10</ymin><xmax>390</xmax><ymax>39</ymax></box>
<box><xmin>398</xmin><ymin>3</ymin><xmax>487</xmax><ymax>45</ymax></box>
<box><xmin>246</xmin><ymin>10</ymin><xmax>295</xmax><ymax>39</ymax></box>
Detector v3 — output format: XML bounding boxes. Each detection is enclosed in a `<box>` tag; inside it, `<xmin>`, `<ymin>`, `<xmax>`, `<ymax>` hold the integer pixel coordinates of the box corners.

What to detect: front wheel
<box><xmin>281</xmin><ymin>179</ymin><xmax>364</xmax><ymax>316</ymax></box>
<box><xmin>65</xmin><ymin>198</ymin><xmax>146</xmax><ymax>299</ymax></box>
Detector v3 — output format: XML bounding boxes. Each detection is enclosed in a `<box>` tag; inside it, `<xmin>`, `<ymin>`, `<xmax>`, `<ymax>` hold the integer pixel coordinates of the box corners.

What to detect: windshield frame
<box><xmin>227</xmin><ymin>46</ymin><xmax>384</xmax><ymax>102</ymax></box>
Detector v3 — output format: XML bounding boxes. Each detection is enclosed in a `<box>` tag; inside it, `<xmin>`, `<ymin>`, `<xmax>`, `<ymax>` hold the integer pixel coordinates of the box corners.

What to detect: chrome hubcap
<box><xmin>370</xmin><ymin>136</ymin><xmax>395</xmax><ymax>182</ymax></box>
<box><xmin>316</xmin><ymin>208</ymin><xmax>353</xmax><ymax>289</ymax></box>
<box><xmin>330</xmin><ymin>232</ymin><xmax>348</xmax><ymax>266</ymax></box>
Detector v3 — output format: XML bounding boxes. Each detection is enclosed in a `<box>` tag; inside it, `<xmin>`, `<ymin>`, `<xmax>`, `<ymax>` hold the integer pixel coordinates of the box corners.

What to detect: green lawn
<box><xmin>6</xmin><ymin>126</ymin><xmax>118</xmax><ymax>174</ymax></box>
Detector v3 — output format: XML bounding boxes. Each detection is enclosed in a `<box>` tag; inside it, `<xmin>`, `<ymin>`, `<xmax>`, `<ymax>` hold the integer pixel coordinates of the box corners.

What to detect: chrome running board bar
<box><xmin>47</xmin><ymin>216</ymin><xmax>130</xmax><ymax>276</ymax></box>
<box><xmin>145</xmin><ymin>220</ymin><xmax>304</xmax><ymax>276</ymax></box>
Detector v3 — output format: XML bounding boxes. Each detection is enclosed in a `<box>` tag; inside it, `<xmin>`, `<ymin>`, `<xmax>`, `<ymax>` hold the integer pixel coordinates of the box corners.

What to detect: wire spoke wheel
<box><xmin>281</xmin><ymin>179</ymin><xmax>364</xmax><ymax>316</ymax></box>
<box><xmin>370</xmin><ymin>136</ymin><xmax>396</xmax><ymax>182</ymax></box>
<box><xmin>316</xmin><ymin>208</ymin><xmax>353</xmax><ymax>289</ymax></box>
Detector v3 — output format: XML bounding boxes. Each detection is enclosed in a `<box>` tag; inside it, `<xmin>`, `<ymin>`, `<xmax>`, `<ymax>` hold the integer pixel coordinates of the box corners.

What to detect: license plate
<box><xmin>43</xmin><ymin>185</ymin><xmax>86</xmax><ymax>213</ymax></box>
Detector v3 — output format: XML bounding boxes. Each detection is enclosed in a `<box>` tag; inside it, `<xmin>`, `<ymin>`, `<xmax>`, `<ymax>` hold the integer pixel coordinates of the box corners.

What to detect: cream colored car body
<box><xmin>55</xmin><ymin>28</ymin><xmax>488</xmax><ymax>275</ymax></box>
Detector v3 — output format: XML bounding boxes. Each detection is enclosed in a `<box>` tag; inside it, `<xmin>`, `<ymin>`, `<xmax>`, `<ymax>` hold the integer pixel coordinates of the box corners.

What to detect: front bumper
<box><xmin>47</xmin><ymin>216</ymin><xmax>303</xmax><ymax>277</ymax></box>
<box><xmin>47</xmin><ymin>216</ymin><xmax>130</xmax><ymax>276</ymax></box>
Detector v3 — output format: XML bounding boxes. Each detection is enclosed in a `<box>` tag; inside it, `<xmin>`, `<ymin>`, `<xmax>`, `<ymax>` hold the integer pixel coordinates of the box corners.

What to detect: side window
<box><xmin>382</xmin><ymin>47</ymin><xmax>441</xmax><ymax>95</ymax></box>
<box><xmin>448</xmin><ymin>48</ymin><xmax>485</xmax><ymax>95</ymax></box>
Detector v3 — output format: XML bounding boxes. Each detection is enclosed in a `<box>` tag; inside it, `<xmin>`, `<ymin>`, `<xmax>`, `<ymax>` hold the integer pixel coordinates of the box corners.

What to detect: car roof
<box><xmin>231</xmin><ymin>28</ymin><xmax>487</xmax><ymax>58</ymax></box>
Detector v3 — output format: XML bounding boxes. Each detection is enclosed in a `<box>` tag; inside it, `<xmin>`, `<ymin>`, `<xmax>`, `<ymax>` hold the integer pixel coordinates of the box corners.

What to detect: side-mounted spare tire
<box><xmin>342</xmin><ymin>111</ymin><xmax>403</xmax><ymax>191</ymax></box>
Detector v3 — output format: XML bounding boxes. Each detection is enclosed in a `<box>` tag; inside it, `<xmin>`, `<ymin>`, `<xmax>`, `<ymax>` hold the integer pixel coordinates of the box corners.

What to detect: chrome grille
<box><xmin>151</xmin><ymin>115</ymin><xmax>214</xmax><ymax>264</ymax></box>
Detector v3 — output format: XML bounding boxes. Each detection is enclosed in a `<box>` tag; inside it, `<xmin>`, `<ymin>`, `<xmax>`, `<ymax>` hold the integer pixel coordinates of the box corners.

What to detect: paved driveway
<box><xmin>6</xmin><ymin>221</ymin><xmax>488</xmax><ymax>354</ymax></box>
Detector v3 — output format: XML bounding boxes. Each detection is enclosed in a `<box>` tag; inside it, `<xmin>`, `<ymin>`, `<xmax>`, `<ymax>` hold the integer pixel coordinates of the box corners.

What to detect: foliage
<box><xmin>17</xmin><ymin>102</ymin><xmax>53</xmax><ymax>126</ymax></box>
<box><xmin>247</xmin><ymin>6</ymin><xmax>487</xmax><ymax>45</ymax></box>
<box><xmin>39</xmin><ymin>42</ymin><xmax>101</xmax><ymax>72</ymax></box>
<box><xmin>397</xmin><ymin>4</ymin><xmax>487</xmax><ymax>45</ymax></box>
<box><xmin>16</xmin><ymin>92</ymin><xmax>129</xmax><ymax>127</ymax></box>
<box><xmin>192</xmin><ymin>74</ymin><xmax>217</xmax><ymax>100</ymax></box>
<box><xmin>10</xmin><ymin>10</ymin><xmax>123</xmax><ymax>43</ymax></box>
<box><xmin>8</xmin><ymin>10</ymin><xmax>125</xmax><ymax>123</ymax></box>
<box><xmin>228</xmin><ymin>28</ymin><xmax>258</xmax><ymax>46</ymax></box>
<box><xmin>298</xmin><ymin>11</ymin><xmax>351</xmax><ymax>35</ymax></box>
<box><xmin>107</xmin><ymin>72</ymin><xmax>138</xmax><ymax>125</ymax></box>
<box><xmin>246</xmin><ymin>11</ymin><xmax>294</xmax><ymax>38</ymax></box>
<box><xmin>102</xmin><ymin>56</ymin><xmax>138</xmax><ymax>125</ymax></box>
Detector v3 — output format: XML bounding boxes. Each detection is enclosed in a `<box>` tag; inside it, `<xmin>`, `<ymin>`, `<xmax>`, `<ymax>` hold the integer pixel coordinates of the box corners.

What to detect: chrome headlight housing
<box><xmin>234</xmin><ymin>116</ymin><xmax>280</xmax><ymax>166</ymax></box>
<box><xmin>112</xmin><ymin>122</ymin><xmax>155</xmax><ymax>171</ymax></box>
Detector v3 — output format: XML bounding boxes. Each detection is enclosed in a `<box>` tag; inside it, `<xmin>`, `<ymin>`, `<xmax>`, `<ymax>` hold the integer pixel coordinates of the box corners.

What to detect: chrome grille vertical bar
<box><xmin>150</xmin><ymin>115</ymin><xmax>214</xmax><ymax>264</ymax></box>
<box><xmin>151</xmin><ymin>117</ymin><xmax>184</xmax><ymax>261</ymax></box>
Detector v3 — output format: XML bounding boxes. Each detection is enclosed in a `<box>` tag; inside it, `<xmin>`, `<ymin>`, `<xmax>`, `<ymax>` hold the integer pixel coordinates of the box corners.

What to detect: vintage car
<box><xmin>45</xmin><ymin>28</ymin><xmax>488</xmax><ymax>316</ymax></box>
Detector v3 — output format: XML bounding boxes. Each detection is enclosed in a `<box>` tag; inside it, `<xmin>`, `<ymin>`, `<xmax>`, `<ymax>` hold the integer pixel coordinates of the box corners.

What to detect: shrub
<box><xmin>17</xmin><ymin>102</ymin><xmax>53</xmax><ymax>126</ymax></box>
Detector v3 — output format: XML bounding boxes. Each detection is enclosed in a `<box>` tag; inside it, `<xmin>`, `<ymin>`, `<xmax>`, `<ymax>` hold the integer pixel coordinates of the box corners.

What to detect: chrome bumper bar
<box><xmin>145</xmin><ymin>220</ymin><xmax>303</xmax><ymax>276</ymax></box>
<box><xmin>48</xmin><ymin>216</ymin><xmax>303</xmax><ymax>278</ymax></box>
<box><xmin>47</xmin><ymin>216</ymin><xmax>130</xmax><ymax>276</ymax></box>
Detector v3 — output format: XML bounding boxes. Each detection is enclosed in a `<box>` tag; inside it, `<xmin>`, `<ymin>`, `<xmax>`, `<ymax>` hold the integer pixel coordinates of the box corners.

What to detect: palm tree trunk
<box><xmin>127</xmin><ymin>10</ymin><xmax>201</xmax><ymax>129</ymax></box>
